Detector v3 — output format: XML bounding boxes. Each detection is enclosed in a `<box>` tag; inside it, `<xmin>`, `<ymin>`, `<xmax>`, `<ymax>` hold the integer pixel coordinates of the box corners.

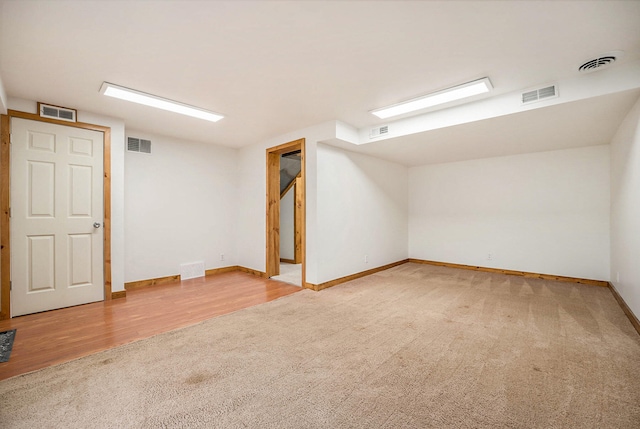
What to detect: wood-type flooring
<box><xmin>0</xmin><ymin>272</ymin><xmax>301</xmax><ymax>381</ymax></box>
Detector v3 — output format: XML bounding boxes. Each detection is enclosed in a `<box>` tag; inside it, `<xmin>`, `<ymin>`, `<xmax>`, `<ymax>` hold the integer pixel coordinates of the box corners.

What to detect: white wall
<box><xmin>280</xmin><ymin>186</ymin><xmax>295</xmax><ymax>261</ymax></box>
<box><xmin>0</xmin><ymin>7</ymin><xmax>5</xmax><ymax>114</ymax></box>
<box><xmin>2</xmin><ymin>98</ymin><xmax>622</xmax><ymax>305</ymax></box>
<box><xmin>316</xmin><ymin>144</ymin><xmax>408</xmax><ymax>284</ymax></box>
<box><xmin>610</xmin><ymin>96</ymin><xmax>640</xmax><ymax>319</ymax></box>
<box><xmin>6</xmin><ymin>98</ymin><xmax>127</xmax><ymax>294</ymax></box>
<box><xmin>409</xmin><ymin>146</ymin><xmax>611</xmax><ymax>281</ymax></box>
<box><xmin>0</xmin><ymin>75</ymin><xmax>7</xmax><ymax>114</ymax></box>
<box><xmin>124</xmin><ymin>130</ymin><xmax>237</xmax><ymax>282</ymax></box>
<box><xmin>236</xmin><ymin>121</ymin><xmax>335</xmax><ymax>284</ymax></box>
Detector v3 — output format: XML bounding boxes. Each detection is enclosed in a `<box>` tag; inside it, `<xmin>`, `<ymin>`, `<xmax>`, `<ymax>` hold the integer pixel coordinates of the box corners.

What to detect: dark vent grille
<box><xmin>127</xmin><ymin>137</ymin><xmax>140</xmax><ymax>152</ymax></box>
<box><xmin>39</xmin><ymin>103</ymin><xmax>77</xmax><ymax>122</ymax></box>
<box><xmin>127</xmin><ymin>137</ymin><xmax>152</xmax><ymax>154</ymax></box>
<box><xmin>579</xmin><ymin>56</ymin><xmax>616</xmax><ymax>73</ymax></box>
<box><xmin>521</xmin><ymin>85</ymin><xmax>558</xmax><ymax>104</ymax></box>
<box><xmin>42</xmin><ymin>106</ymin><xmax>58</xmax><ymax>117</ymax></box>
<box><xmin>58</xmin><ymin>110</ymin><xmax>75</xmax><ymax>120</ymax></box>
<box><xmin>522</xmin><ymin>90</ymin><xmax>539</xmax><ymax>104</ymax></box>
<box><xmin>139</xmin><ymin>139</ymin><xmax>151</xmax><ymax>153</ymax></box>
<box><xmin>538</xmin><ymin>86</ymin><xmax>556</xmax><ymax>99</ymax></box>
<box><xmin>370</xmin><ymin>125</ymin><xmax>390</xmax><ymax>139</ymax></box>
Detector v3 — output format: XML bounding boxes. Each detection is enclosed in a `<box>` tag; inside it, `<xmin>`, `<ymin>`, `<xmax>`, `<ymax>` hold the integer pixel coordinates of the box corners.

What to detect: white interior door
<box><xmin>10</xmin><ymin>117</ymin><xmax>104</xmax><ymax>317</ymax></box>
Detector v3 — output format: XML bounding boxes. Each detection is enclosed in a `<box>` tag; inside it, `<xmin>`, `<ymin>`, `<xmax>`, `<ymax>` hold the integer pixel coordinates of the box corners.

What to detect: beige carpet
<box><xmin>1</xmin><ymin>263</ymin><xmax>639</xmax><ymax>428</ymax></box>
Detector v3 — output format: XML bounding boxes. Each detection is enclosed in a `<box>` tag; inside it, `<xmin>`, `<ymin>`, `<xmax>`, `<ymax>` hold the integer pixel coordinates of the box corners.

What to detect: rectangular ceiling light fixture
<box><xmin>371</xmin><ymin>77</ymin><xmax>493</xmax><ymax>119</ymax></box>
<box><xmin>100</xmin><ymin>82</ymin><xmax>224</xmax><ymax>122</ymax></box>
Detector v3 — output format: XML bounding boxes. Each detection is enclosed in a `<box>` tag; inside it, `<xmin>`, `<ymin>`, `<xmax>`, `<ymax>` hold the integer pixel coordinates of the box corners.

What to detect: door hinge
<box><xmin>9</xmin><ymin>281</ymin><xmax>12</xmax><ymax>291</ymax></box>
<box><xmin>8</xmin><ymin>207</ymin><xmax>11</xmax><ymax>218</ymax></box>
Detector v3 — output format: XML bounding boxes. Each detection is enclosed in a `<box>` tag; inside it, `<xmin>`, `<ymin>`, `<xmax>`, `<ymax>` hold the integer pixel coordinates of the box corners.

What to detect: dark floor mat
<box><xmin>0</xmin><ymin>329</ymin><xmax>16</xmax><ymax>363</ymax></box>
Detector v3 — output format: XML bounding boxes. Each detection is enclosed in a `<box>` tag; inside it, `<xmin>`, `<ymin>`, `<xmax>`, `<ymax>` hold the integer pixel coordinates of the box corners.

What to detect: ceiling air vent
<box><xmin>579</xmin><ymin>51</ymin><xmax>623</xmax><ymax>74</ymax></box>
<box><xmin>38</xmin><ymin>103</ymin><xmax>77</xmax><ymax>122</ymax></box>
<box><xmin>369</xmin><ymin>125</ymin><xmax>389</xmax><ymax>139</ymax></box>
<box><xmin>127</xmin><ymin>137</ymin><xmax>152</xmax><ymax>154</ymax></box>
<box><xmin>521</xmin><ymin>85</ymin><xmax>558</xmax><ymax>105</ymax></box>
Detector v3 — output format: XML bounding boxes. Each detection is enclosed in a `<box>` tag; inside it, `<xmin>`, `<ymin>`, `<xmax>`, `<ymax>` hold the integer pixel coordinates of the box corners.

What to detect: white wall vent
<box><xmin>38</xmin><ymin>103</ymin><xmax>77</xmax><ymax>122</ymax></box>
<box><xmin>180</xmin><ymin>261</ymin><xmax>205</xmax><ymax>280</ymax></box>
<box><xmin>521</xmin><ymin>85</ymin><xmax>558</xmax><ymax>105</ymax></box>
<box><xmin>369</xmin><ymin>125</ymin><xmax>389</xmax><ymax>139</ymax></box>
<box><xmin>127</xmin><ymin>137</ymin><xmax>152</xmax><ymax>154</ymax></box>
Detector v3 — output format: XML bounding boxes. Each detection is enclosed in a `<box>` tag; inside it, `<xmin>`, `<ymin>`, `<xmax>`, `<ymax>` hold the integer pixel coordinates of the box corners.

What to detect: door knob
<box><xmin>93</xmin><ymin>222</ymin><xmax>102</xmax><ymax>228</ymax></box>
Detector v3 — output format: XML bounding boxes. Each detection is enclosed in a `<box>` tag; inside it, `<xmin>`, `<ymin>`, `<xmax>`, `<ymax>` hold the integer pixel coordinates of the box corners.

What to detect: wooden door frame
<box><xmin>0</xmin><ymin>109</ymin><xmax>112</xmax><ymax>319</ymax></box>
<box><xmin>266</xmin><ymin>138</ymin><xmax>305</xmax><ymax>285</ymax></box>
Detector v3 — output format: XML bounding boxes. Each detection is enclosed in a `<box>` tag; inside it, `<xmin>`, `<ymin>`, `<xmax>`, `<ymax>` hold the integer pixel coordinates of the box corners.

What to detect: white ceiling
<box><xmin>1</xmin><ymin>1</ymin><xmax>640</xmax><ymax>165</ymax></box>
<box><xmin>338</xmin><ymin>89</ymin><xmax>640</xmax><ymax>166</ymax></box>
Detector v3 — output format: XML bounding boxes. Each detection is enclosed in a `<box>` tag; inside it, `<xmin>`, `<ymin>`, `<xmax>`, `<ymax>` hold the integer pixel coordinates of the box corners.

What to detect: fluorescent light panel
<box><xmin>100</xmin><ymin>82</ymin><xmax>224</xmax><ymax>122</ymax></box>
<box><xmin>371</xmin><ymin>78</ymin><xmax>493</xmax><ymax>119</ymax></box>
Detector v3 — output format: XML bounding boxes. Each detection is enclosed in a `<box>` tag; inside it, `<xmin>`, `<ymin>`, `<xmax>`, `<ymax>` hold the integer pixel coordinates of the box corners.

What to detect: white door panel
<box><xmin>11</xmin><ymin>118</ymin><xmax>104</xmax><ymax>316</ymax></box>
<box><xmin>27</xmin><ymin>235</ymin><xmax>55</xmax><ymax>292</ymax></box>
<box><xmin>68</xmin><ymin>233</ymin><xmax>93</xmax><ymax>286</ymax></box>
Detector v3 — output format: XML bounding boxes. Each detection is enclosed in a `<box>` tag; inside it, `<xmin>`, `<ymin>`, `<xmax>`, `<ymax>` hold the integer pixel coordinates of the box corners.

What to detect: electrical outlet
<box><xmin>487</xmin><ymin>253</ymin><xmax>493</xmax><ymax>261</ymax></box>
<box><xmin>364</xmin><ymin>255</ymin><xmax>368</xmax><ymax>264</ymax></box>
<box><xmin>220</xmin><ymin>253</ymin><xmax>225</xmax><ymax>261</ymax></box>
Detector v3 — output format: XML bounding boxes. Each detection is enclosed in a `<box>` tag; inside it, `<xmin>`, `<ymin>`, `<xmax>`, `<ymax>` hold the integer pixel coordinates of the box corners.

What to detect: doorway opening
<box><xmin>265</xmin><ymin>139</ymin><xmax>305</xmax><ymax>287</ymax></box>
